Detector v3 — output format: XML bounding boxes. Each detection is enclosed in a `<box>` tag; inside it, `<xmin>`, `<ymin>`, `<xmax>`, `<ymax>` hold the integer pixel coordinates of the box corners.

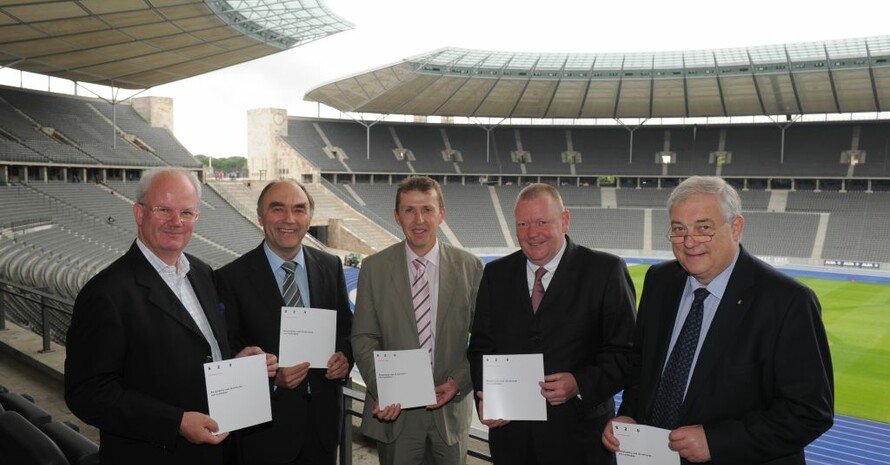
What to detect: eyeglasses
<box><xmin>667</xmin><ymin>232</ymin><xmax>715</xmax><ymax>244</ymax></box>
<box><xmin>666</xmin><ymin>225</ymin><xmax>717</xmax><ymax>244</ymax></box>
<box><xmin>141</xmin><ymin>204</ymin><xmax>199</xmax><ymax>222</ymax></box>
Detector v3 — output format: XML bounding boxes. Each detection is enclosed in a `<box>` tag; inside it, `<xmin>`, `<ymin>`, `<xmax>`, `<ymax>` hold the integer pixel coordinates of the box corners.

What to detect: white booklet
<box><xmin>613</xmin><ymin>421</ymin><xmax>680</xmax><ymax>465</ymax></box>
<box><xmin>204</xmin><ymin>353</ymin><xmax>272</xmax><ymax>433</ymax></box>
<box><xmin>482</xmin><ymin>353</ymin><xmax>547</xmax><ymax>421</ymax></box>
<box><xmin>374</xmin><ymin>349</ymin><xmax>436</xmax><ymax>409</ymax></box>
<box><xmin>278</xmin><ymin>307</ymin><xmax>336</xmax><ymax>368</ymax></box>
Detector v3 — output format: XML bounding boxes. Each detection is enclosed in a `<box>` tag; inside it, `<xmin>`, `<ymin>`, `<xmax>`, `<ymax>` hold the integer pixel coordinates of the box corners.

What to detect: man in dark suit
<box><xmin>65</xmin><ymin>168</ymin><xmax>276</xmax><ymax>465</ymax></box>
<box><xmin>216</xmin><ymin>180</ymin><xmax>353</xmax><ymax>465</ymax></box>
<box><xmin>467</xmin><ymin>183</ymin><xmax>637</xmax><ymax>465</ymax></box>
<box><xmin>602</xmin><ymin>176</ymin><xmax>834</xmax><ymax>464</ymax></box>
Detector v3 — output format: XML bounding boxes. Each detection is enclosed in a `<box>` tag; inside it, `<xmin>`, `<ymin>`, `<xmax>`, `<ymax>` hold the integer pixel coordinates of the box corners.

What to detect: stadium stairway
<box><xmin>209</xmin><ymin>180</ymin><xmax>398</xmax><ymax>254</ymax></box>
<box><xmin>303</xmin><ymin>183</ymin><xmax>399</xmax><ymax>252</ymax></box>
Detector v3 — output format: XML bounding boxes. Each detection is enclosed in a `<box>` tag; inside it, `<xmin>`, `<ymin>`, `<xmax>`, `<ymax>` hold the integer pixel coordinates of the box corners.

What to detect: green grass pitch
<box><xmin>625</xmin><ymin>264</ymin><xmax>890</xmax><ymax>423</ymax></box>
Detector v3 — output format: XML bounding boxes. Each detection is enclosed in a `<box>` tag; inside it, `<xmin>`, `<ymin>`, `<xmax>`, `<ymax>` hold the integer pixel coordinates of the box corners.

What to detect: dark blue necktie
<box><xmin>650</xmin><ymin>287</ymin><xmax>710</xmax><ymax>429</ymax></box>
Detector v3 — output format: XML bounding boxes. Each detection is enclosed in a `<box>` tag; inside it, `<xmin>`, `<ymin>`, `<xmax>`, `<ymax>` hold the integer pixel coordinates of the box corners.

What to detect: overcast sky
<box><xmin>3</xmin><ymin>0</ymin><xmax>888</xmax><ymax>159</ymax></box>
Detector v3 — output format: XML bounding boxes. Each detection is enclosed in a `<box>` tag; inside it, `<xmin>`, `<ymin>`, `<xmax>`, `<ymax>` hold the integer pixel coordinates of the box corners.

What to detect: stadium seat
<box><xmin>0</xmin><ymin>410</ymin><xmax>70</xmax><ymax>465</ymax></box>
<box><xmin>38</xmin><ymin>421</ymin><xmax>99</xmax><ymax>465</ymax></box>
<box><xmin>0</xmin><ymin>391</ymin><xmax>52</xmax><ymax>424</ymax></box>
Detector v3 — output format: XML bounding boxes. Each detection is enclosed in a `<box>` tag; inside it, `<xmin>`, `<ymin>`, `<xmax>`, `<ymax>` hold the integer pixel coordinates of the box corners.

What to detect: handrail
<box><xmin>0</xmin><ymin>278</ymin><xmax>74</xmax><ymax>351</ymax></box>
<box><xmin>339</xmin><ymin>385</ymin><xmax>492</xmax><ymax>464</ymax></box>
<box><xmin>0</xmin><ymin>278</ymin><xmax>493</xmax><ymax>462</ymax></box>
<box><xmin>0</xmin><ymin>216</ymin><xmax>54</xmax><ymax>232</ymax></box>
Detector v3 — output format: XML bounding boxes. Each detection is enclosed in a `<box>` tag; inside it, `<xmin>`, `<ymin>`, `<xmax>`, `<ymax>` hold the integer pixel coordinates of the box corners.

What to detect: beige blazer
<box><xmin>351</xmin><ymin>241</ymin><xmax>483</xmax><ymax>445</ymax></box>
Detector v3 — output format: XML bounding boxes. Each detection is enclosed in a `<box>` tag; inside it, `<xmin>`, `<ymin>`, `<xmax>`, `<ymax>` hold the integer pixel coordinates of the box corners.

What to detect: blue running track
<box><xmin>342</xmin><ymin>263</ymin><xmax>890</xmax><ymax>464</ymax></box>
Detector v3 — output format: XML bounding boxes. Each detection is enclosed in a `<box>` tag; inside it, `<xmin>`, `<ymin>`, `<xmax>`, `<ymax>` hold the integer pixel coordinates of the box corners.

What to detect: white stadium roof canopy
<box><xmin>305</xmin><ymin>36</ymin><xmax>890</xmax><ymax>119</ymax></box>
<box><xmin>2</xmin><ymin>2</ymin><xmax>888</xmax><ymax>121</ymax></box>
<box><xmin>0</xmin><ymin>0</ymin><xmax>352</xmax><ymax>89</ymax></box>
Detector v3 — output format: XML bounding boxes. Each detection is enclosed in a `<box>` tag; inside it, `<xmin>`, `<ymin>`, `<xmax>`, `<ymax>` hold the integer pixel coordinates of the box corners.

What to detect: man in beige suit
<box><xmin>352</xmin><ymin>176</ymin><xmax>483</xmax><ymax>465</ymax></box>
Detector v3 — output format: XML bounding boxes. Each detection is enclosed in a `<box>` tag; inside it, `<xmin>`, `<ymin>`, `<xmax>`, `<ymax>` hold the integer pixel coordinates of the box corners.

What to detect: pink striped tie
<box><xmin>412</xmin><ymin>258</ymin><xmax>433</xmax><ymax>351</ymax></box>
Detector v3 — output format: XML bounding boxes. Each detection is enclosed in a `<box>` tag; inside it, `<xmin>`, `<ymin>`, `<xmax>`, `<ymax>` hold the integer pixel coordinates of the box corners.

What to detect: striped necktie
<box><xmin>412</xmin><ymin>258</ymin><xmax>433</xmax><ymax>351</ymax></box>
<box><xmin>281</xmin><ymin>261</ymin><xmax>304</xmax><ymax>308</ymax></box>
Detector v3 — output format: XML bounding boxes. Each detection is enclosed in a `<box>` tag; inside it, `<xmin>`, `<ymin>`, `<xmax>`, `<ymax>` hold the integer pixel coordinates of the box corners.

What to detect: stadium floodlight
<box><xmin>442</xmin><ymin>149</ymin><xmax>463</xmax><ymax>162</ymax></box>
<box><xmin>655</xmin><ymin>151</ymin><xmax>676</xmax><ymax>164</ymax></box>
<box><xmin>709</xmin><ymin>151</ymin><xmax>733</xmax><ymax>165</ymax></box>
<box><xmin>393</xmin><ymin>149</ymin><xmax>415</xmax><ymax>161</ymax></box>
<box><xmin>840</xmin><ymin>150</ymin><xmax>866</xmax><ymax>165</ymax></box>
<box><xmin>323</xmin><ymin>146</ymin><xmax>347</xmax><ymax>161</ymax></box>
<box><xmin>511</xmin><ymin>150</ymin><xmax>532</xmax><ymax>163</ymax></box>
<box><xmin>561</xmin><ymin>151</ymin><xmax>583</xmax><ymax>163</ymax></box>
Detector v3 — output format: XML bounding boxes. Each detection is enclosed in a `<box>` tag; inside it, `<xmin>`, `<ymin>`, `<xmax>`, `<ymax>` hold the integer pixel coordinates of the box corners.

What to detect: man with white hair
<box><xmin>66</xmin><ymin>168</ymin><xmax>276</xmax><ymax>465</ymax></box>
<box><xmin>603</xmin><ymin>176</ymin><xmax>834</xmax><ymax>464</ymax></box>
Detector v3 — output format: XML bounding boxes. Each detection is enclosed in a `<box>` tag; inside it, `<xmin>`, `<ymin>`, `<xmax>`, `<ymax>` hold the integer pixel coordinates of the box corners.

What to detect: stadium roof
<box><xmin>305</xmin><ymin>36</ymin><xmax>890</xmax><ymax>119</ymax></box>
<box><xmin>0</xmin><ymin>0</ymin><xmax>352</xmax><ymax>89</ymax></box>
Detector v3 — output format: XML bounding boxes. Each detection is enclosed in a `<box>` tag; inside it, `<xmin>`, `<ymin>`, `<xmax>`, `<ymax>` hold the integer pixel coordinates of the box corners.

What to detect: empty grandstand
<box><xmin>3</xmin><ymin>83</ymin><xmax>890</xmax><ymax>309</ymax></box>
<box><xmin>248</xmin><ymin>111</ymin><xmax>890</xmax><ymax>267</ymax></box>
<box><xmin>3</xmin><ymin>6</ymin><xmax>890</xmax><ymax>463</ymax></box>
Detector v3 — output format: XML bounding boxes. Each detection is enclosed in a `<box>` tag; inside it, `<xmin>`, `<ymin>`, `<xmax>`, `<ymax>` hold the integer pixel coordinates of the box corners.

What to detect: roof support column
<box><xmin>343</xmin><ymin>112</ymin><xmax>385</xmax><ymax>159</ymax></box>
<box><xmin>617</xmin><ymin>118</ymin><xmax>648</xmax><ymax>164</ymax></box>
<box><xmin>767</xmin><ymin>114</ymin><xmax>800</xmax><ymax>164</ymax></box>
<box><xmin>472</xmin><ymin>117</ymin><xmax>506</xmax><ymax>163</ymax></box>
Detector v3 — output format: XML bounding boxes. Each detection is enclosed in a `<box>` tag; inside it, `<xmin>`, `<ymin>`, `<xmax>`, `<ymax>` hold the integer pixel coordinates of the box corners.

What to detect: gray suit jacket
<box><xmin>351</xmin><ymin>241</ymin><xmax>483</xmax><ymax>445</ymax></box>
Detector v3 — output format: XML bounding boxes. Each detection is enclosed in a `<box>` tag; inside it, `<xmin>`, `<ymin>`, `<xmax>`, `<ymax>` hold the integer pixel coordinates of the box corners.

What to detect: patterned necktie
<box><xmin>412</xmin><ymin>258</ymin><xmax>433</xmax><ymax>351</ymax></box>
<box><xmin>650</xmin><ymin>287</ymin><xmax>710</xmax><ymax>429</ymax></box>
<box><xmin>531</xmin><ymin>267</ymin><xmax>547</xmax><ymax>313</ymax></box>
<box><xmin>281</xmin><ymin>261</ymin><xmax>304</xmax><ymax>308</ymax></box>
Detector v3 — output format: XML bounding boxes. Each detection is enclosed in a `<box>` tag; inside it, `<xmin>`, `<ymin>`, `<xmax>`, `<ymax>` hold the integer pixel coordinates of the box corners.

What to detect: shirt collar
<box><xmin>686</xmin><ymin>246</ymin><xmax>741</xmax><ymax>300</ymax></box>
<box><xmin>406</xmin><ymin>240</ymin><xmax>440</xmax><ymax>268</ymax></box>
<box><xmin>263</xmin><ymin>242</ymin><xmax>306</xmax><ymax>272</ymax></box>
<box><xmin>526</xmin><ymin>236</ymin><xmax>568</xmax><ymax>275</ymax></box>
<box><xmin>136</xmin><ymin>238</ymin><xmax>189</xmax><ymax>279</ymax></box>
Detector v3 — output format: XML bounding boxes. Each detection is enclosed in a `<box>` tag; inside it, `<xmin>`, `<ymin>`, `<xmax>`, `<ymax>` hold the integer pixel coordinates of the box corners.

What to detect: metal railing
<box><xmin>339</xmin><ymin>385</ymin><xmax>493</xmax><ymax>464</ymax></box>
<box><xmin>0</xmin><ymin>278</ymin><xmax>74</xmax><ymax>351</ymax></box>
<box><xmin>0</xmin><ymin>279</ymin><xmax>492</xmax><ymax>463</ymax></box>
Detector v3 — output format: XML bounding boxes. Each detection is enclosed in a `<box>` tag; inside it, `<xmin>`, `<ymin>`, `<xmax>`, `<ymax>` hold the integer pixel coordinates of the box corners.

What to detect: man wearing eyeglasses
<box><xmin>602</xmin><ymin>176</ymin><xmax>834</xmax><ymax>465</ymax></box>
<box><xmin>65</xmin><ymin>167</ymin><xmax>276</xmax><ymax>465</ymax></box>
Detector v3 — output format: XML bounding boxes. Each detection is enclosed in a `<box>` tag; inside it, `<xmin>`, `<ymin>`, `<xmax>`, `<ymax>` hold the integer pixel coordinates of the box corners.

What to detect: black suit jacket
<box><xmin>65</xmin><ymin>242</ymin><xmax>232</xmax><ymax>465</ymax></box>
<box><xmin>468</xmin><ymin>236</ymin><xmax>637</xmax><ymax>464</ymax></box>
<box><xmin>618</xmin><ymin>246</ymin><xmax>834</xmax><ymax>465</ymax></box>
<box><xmin>215</xmin><ymin>243</ymin><xmax>353</xmax><ymax>463</ymax></box>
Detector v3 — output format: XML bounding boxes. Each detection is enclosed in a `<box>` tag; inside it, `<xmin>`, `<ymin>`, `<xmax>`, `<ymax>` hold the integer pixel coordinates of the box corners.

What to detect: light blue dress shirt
<box><xmin>264</xmin><ymin>243</ymin><xmax>311</xmax><ymax>308</ymax></box>
<box><xmin>662</xmin><ymin>247</ymin><xmax>741</xmax><ymax>397</ymax></box>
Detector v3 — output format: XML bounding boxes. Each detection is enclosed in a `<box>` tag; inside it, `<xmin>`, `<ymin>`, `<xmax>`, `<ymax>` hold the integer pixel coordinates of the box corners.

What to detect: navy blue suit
<box><xmin>618</xmin><ymin>246</ymin><xmax>834</xmax><ymax>465</ymax></box>
<box><xmin>216</xmin><ymin>243</ymin><xmax>353</xmax><ymax>465</ymax></box>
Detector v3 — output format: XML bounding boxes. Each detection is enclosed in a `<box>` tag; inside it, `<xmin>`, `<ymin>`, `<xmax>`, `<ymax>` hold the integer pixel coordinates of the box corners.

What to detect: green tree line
<box><xmin>195</xmin><ymin>155</ymin><xmax>247</xmax><ymax>173</ymax></box>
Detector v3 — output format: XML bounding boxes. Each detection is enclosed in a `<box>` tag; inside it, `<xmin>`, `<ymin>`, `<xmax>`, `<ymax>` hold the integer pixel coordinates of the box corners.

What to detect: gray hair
<box><xmin>136</xmin><ymin>168</ymin><xmax>202</xmax><ymax>205</ymax></box>
<box><xmin>667</xmin><ymin>176</ymin><xmax>741</xmax><ymax>223</ymax></box>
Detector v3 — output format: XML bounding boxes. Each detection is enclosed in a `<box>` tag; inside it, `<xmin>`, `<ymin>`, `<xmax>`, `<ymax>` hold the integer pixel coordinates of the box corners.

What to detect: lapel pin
<box><xmin>737</xmin><ymin>299</ymin><xmax>742</xmax><ymax>305</ymax></box>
